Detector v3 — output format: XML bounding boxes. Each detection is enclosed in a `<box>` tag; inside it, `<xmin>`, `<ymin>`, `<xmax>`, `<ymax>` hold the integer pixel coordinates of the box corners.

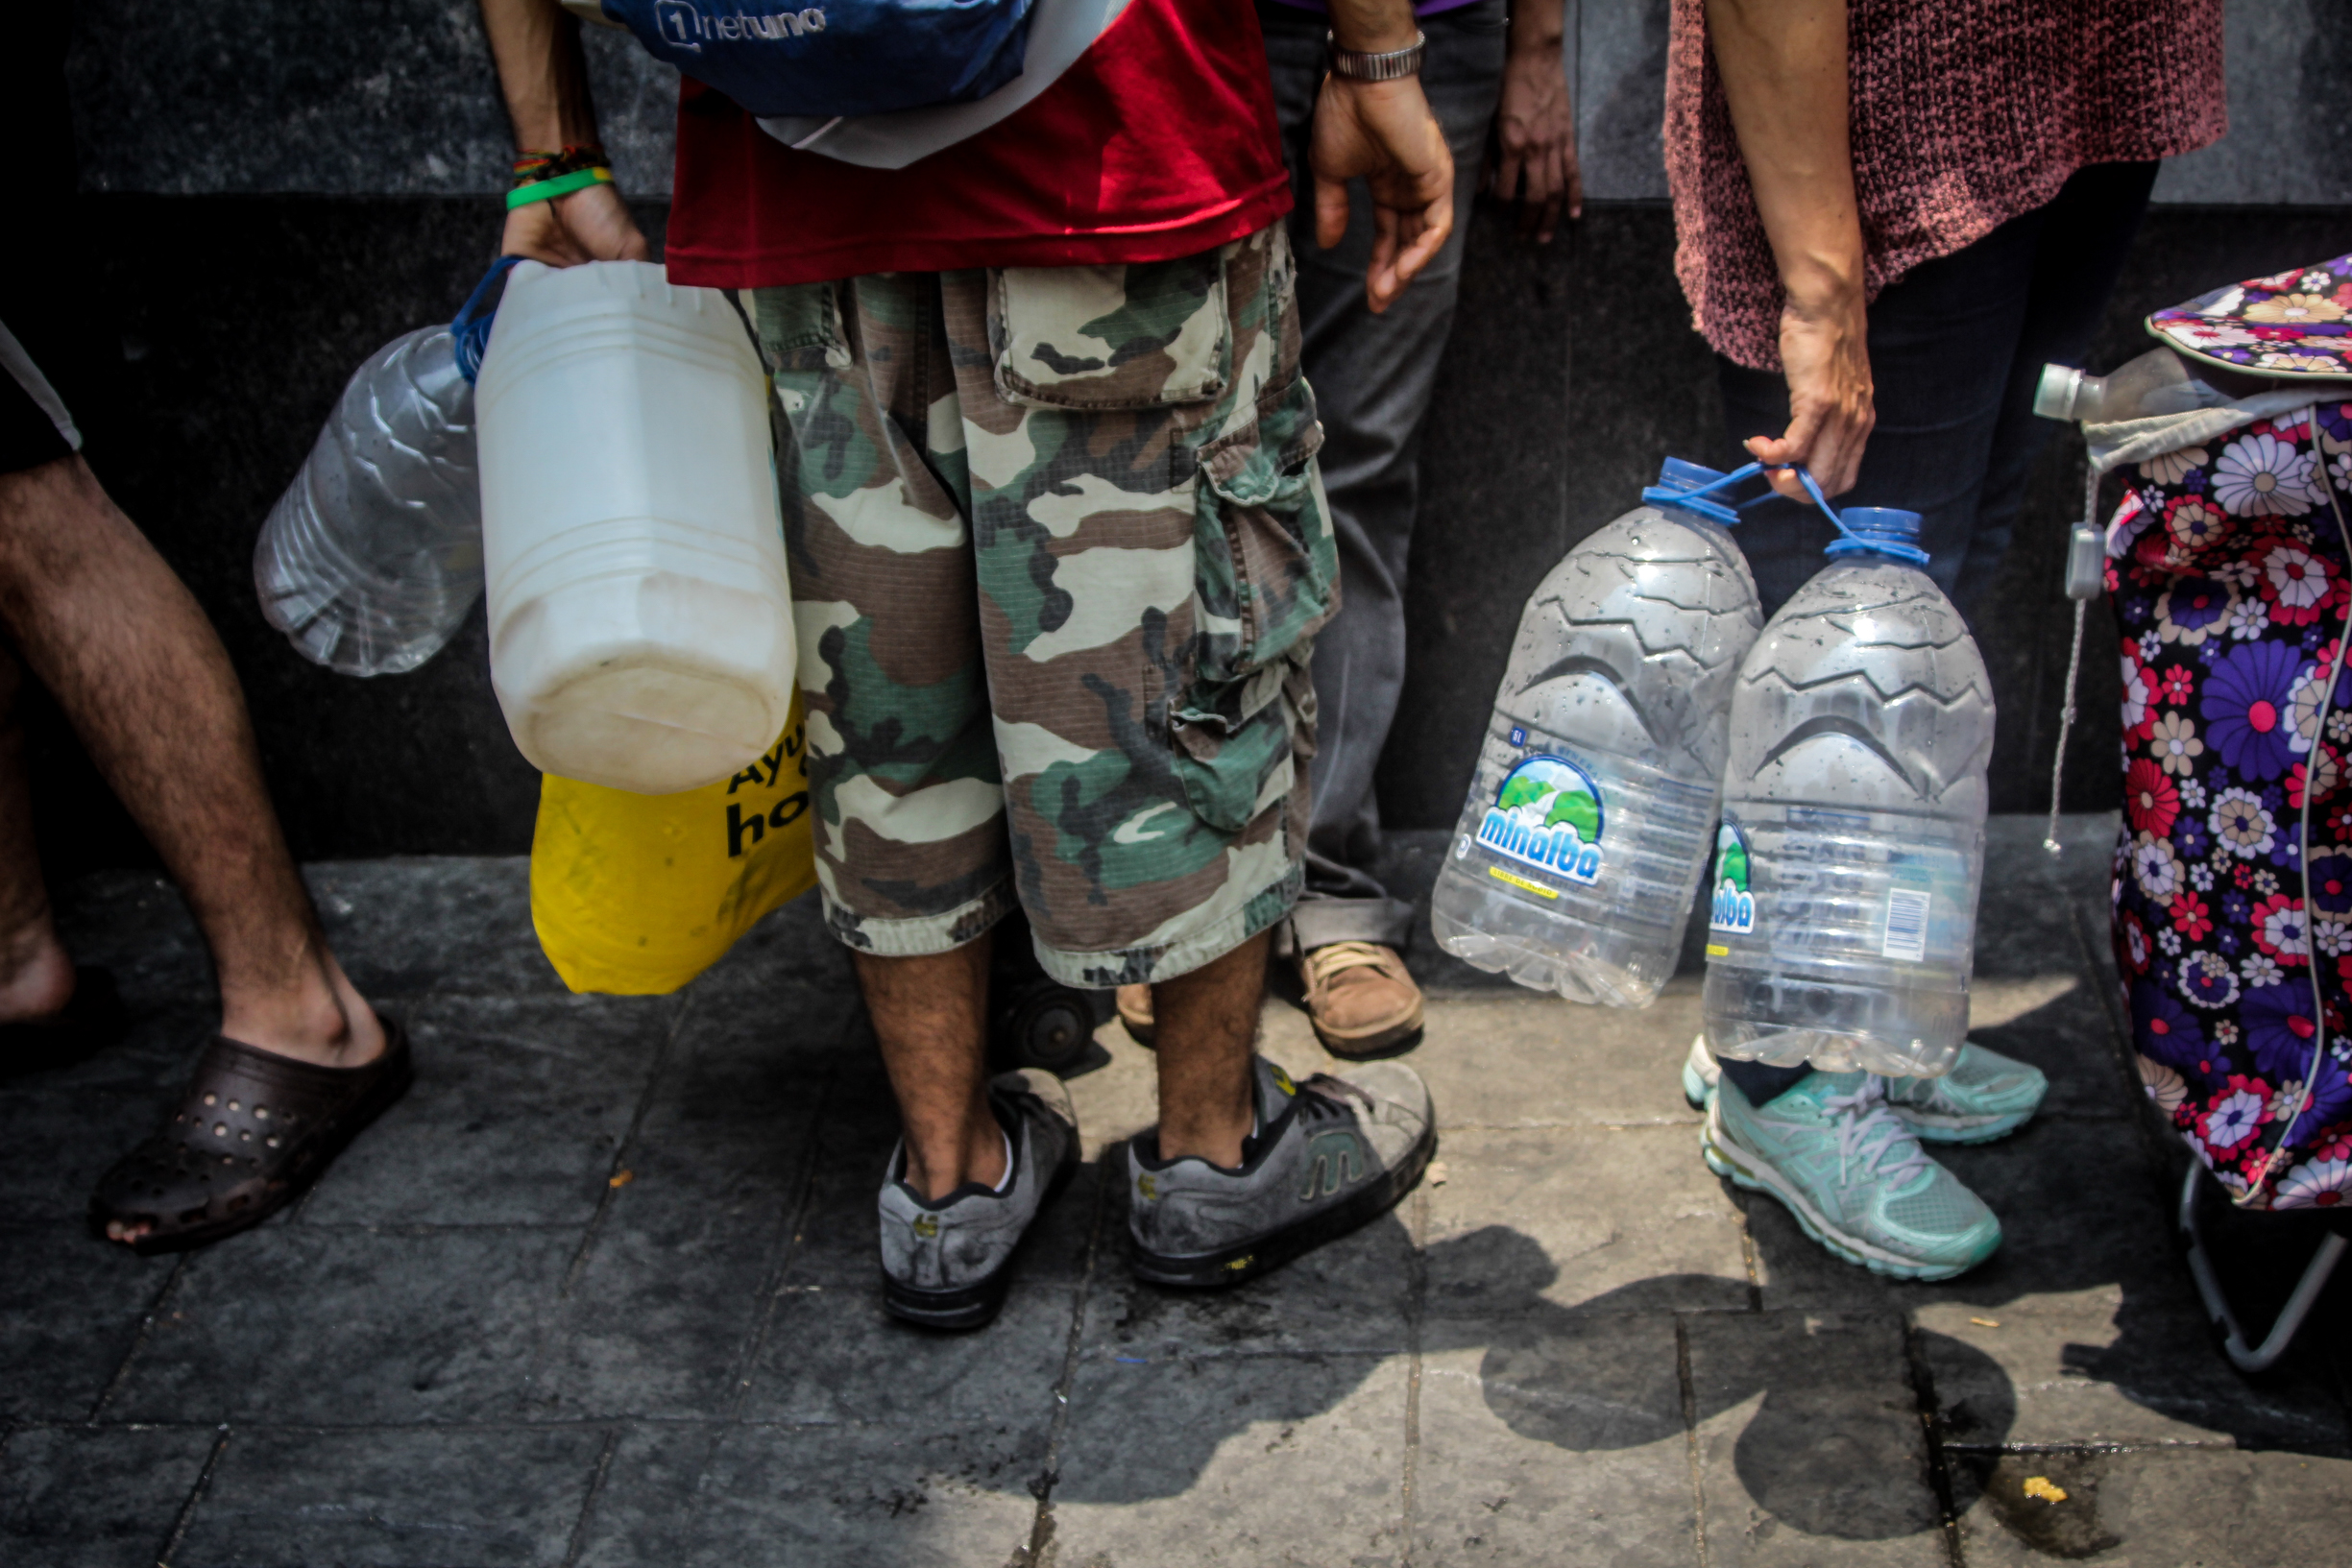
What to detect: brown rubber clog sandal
<box><xmin>0</xmin><ymin>967</ymin><xmax>129</xmax><ymax>1082</ymax></box>
<box><xmin>88</xmin><ymin>1019</ymin><xmax>411</xmax><ymax>1254</ymax></box>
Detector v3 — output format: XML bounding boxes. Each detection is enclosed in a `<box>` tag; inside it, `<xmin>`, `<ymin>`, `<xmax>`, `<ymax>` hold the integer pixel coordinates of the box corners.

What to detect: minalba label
<box><xmin>1706</xmin><ymin>821</ymin><xmax>1754</xmax><ymax>955</ymax></box>
<box><xmin>1477</xmin><ymin>756</ymin><xmax>1604</xmax><ymax>888</ymax></box>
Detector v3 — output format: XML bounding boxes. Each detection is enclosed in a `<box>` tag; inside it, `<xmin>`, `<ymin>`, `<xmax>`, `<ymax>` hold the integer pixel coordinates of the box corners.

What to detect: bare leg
<box><xmin>1152</xmin><ymin>929</ymin><xmax>1268</xmax><ymax>1167</ymax></box>
<box><xmin>855</xmin><ymin>931</ymin><xmax>1006</xmax><ymax>1201</ymax></box>
<box><xmin>0</xmin><ymin>457</ymin><xmax>383</xmax><ymax>1238</ymax></box>
<box><xmin>0</xmin><ymin>646</ymin><xmax>75</xmax><ymax>1022</ymax></box>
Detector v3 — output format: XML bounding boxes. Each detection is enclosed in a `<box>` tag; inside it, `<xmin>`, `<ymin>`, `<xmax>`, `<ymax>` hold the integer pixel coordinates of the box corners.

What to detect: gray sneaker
<box><xmin>1127</xmin><ymin>1056</ymin><xmax>1435</xmax><ymax>1288</ymax></box>
<box><xmin>879</xmin><ymin>1070</ymin><xmax>1079</xmax><ymax>1330</ymax></box>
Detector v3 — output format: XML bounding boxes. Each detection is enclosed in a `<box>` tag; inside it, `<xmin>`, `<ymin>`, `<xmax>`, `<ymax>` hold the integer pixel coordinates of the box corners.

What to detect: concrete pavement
<box><xmin>4</xmin><ymin>815</ymin><xmax>2349</xmax><ymax>1566</ymax></box>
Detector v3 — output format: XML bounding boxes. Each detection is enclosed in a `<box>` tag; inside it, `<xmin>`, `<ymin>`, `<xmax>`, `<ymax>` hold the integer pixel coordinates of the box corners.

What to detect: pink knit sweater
<box><xmin>1665</xmin><ymin>0</ymin><xmax>2227</xmax><ymax>372</ymax></box>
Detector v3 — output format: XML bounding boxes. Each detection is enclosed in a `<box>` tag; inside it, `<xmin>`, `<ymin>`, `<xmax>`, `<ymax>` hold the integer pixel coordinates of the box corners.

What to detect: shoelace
<box><xmin>1297</xmin><ymin>1073</ymin><xmax>1375</xmax><ymax>1122</ymax></box>
<box><xmin>1302</xmin><ymin>941</ymin><xmax>1399</xmax><ymax>993</ymax></box>
<box><xmin>1817</xmin><ymin>1076</ymin><xmax>1931</xmax><ymax>1190</ymax></box>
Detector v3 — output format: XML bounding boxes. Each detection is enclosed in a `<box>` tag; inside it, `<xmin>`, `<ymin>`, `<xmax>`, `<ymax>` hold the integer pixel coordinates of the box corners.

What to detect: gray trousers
<box><xmin>1260</xmin><ymin>0</ymin><xmax>1509</xmax><ymax>953</ymax></box>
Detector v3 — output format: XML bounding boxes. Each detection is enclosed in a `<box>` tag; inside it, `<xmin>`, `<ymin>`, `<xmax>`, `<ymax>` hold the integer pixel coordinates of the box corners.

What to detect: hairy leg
<box><xmin>1152</xmin><ymin>929</ymin><xmax>1269</xmax><ymax>1167</ymax></box>
<box><xmin>856</xmin><ymin>932</ymin><xmax>1006</xmax><ymax>1201</ymax></box>
<box><xmin>0</xmin><ymin>645</ymin><xmax>74</xmax><ymax>1021</ymax></box>
<box><xmin>0</xmin><ymin>455</ymin><xmax>380</xmax><ymax>1070</ymax></box>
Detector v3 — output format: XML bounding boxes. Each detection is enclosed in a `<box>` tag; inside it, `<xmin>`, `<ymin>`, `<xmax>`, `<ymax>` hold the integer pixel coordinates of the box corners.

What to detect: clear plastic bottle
<box><xmin>2033</xmin><ymin>347</ymin><xmax>2219</xmax><ymax>424</ymax></box>
<box><xmin>1431</xmin><ymin>459</ymin><xmax>1764</xmax><ymax>1007</ymax></box>
<box><xmin>254</xmin><ymin>326</ymin><xmax>483</xmax><ymax>677</ymax></box>
<box><xmin>1701</xmin><ymin>507</ymin><xmax>1994</xmax><ymax>1076</ymax></box>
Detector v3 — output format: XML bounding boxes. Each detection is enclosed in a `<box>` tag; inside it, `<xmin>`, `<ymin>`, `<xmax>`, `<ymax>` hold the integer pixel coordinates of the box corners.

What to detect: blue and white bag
<box><xmin>594</xmin><ymin>0</ymin><xmax>1035</xmax><ymax>118</ymax></box>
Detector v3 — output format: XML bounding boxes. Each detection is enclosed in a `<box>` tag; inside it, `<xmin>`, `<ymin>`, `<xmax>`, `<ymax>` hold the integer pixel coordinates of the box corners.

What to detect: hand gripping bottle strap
<box><xmin>1641</xmin><ymin>459</ymin><xmax>1932</xmax><ymax>567</ymax></box>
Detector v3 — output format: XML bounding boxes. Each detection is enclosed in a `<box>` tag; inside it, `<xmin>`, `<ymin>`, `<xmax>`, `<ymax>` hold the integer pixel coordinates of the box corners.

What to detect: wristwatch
<box><xmin>1326</xmin><ymin>29</ymin><xmax>1427</xmax><ymax>81</ymax></box>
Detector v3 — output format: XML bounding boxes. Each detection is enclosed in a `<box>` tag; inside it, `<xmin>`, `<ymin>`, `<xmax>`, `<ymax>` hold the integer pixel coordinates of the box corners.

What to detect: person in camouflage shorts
<box><xmin>484</xmin><ymin>0</ymin><xmax>1452</xmax><ymax>1331</ymax></box>
<box><xmin>761</xmin><ymin>228</ymin><xmax>1332</xmax><ymax>985</ymax></box>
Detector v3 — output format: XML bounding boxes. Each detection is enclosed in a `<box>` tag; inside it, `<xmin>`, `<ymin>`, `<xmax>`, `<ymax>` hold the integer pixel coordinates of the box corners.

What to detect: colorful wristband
<box><xmin>506</xmin><ymin>165</ymin><xmax>615</xmax><ymax>210</ymax></box>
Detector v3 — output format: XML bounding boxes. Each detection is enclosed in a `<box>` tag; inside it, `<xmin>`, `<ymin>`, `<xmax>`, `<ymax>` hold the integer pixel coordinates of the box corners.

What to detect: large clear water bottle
<box><xmin>1702</xmin><ymin>506</ymin><xmax>1993</xmax><ymax>1076</ymax></box>
<box><xmin>254</xmin><ymin>326</ymin><xmax>482</xmax><ymax>677</ymax></box>
<box><xmin>1431</xmin><ymin>460</ymin><xmax>1765</xmax><ymax>1007</ymax></box>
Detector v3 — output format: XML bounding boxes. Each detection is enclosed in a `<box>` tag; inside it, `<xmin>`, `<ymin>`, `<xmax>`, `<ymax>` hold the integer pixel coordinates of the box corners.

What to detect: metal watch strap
<box><xmin>1326</xmin><ymin>29</ymin><xmax>1427</xmax><ymax>81</ymax></box>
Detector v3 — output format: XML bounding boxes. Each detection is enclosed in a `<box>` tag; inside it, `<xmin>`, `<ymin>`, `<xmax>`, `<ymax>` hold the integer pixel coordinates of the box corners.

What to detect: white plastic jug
<box><xmin>475</xmin><ymin>260</ymin><xmax>792</xmax><ymax>795</ymax></box>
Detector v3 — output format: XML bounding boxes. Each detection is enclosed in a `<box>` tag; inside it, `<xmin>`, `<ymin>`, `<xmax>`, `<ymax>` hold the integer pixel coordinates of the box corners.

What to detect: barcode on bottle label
<box><xmin>1881</xmin><ymin>889</ymin><xmax>1931</xmax><ymax>962</ymax></box>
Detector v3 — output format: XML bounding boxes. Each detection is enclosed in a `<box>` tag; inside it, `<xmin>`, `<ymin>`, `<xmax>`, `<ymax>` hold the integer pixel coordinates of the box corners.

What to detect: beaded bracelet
<box><xmin>508</xmin><ymin>146</ymin><xmax>616</xmax><ymax>210</ymax></box>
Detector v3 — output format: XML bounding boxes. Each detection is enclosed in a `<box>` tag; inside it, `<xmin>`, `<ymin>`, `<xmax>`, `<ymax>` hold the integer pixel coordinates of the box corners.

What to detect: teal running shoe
<box><xmin>1683</xmin><ymin>1035</ymin><xmax>2046</xmax><ymax>1144</ymax></box>
<box><xmin>1701</xmin><ymin>1071</ymin><xmax>2002</xmax><ymax>1281</ymax></box>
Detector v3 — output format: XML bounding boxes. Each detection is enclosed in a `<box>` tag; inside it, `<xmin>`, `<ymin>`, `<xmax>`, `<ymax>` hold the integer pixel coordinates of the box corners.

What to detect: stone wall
<box><xmin>33</xmin><ymin>0</ymin><xmax>2352</xmax><ymax>870</ymax></box>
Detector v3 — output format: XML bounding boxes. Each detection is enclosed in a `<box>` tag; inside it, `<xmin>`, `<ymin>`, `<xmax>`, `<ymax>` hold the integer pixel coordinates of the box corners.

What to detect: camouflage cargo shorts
<box><xmin>752</xmin><ymin>224</ymin><xmax>1337</xmax><ymax>986</ymax></box>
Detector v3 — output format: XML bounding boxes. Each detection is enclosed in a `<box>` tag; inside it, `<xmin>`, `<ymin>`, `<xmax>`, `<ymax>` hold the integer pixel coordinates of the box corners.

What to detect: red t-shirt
<box><xmin>665</xmin><ymin>0</ymin><xmax>1295</xmax><ymax>288</ymax></box>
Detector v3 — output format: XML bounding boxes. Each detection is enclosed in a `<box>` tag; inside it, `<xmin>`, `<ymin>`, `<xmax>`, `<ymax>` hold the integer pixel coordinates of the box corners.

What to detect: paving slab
<box><xmin>0</xmin><ymin>1424</ymin><xmax>215</xmax><ymax>1568</ymax></box>
<box><xmin>303</xmin><ymin>857</ymin><xmax>567</xmax><ymax>1001</ymax></box>
<box><xmin>524</xmin><ymin>998</ymin><xmax>840</xmax><ymax>1420</ymax></box>
<box><xmin>1084</xmin><ymin>1202</ymin><xmax>1418</xmax><ymax>1361</ymax></box>
<box><xmin>1953</xmin><ymin>1447</ymin><xmax>2352</xmax><ymax>1567</ymax></box>
<box><xmin>299</xmin><ymin>992</ymin><xmax>678</xmax><ymax>1228</ymax></box>
<box><xmin>1422</xmin><ymin>1124</ymin><xmax>1751</xmax><ymax>1318</ymax></box>
<box><xmin>1683</xmin><ymin>1311</ymin><xmax>1948</xmax><ymax>1566</ymax></box>
<box><xmin>740</xmin><ymin>1280</ymin><xmax>1077</xmax><ymax>1426</ymax></box>
<box><xmin>1397</xmin><ymin>985</ymin><xmax>1707</xmax><ymax>1131</ymax></box>
<box><xmin>0</xmin><ymin>1008</ymin><xmax>231</xmax><ymax>1223</ymax></box>
<box><xmin>1412</xmin><ymin>1317</ymin><xmax>1698</xmax><ymax>1566</ymax></box>
<box><xmin>106</xmin><ymin>1226</ymin><xmax>576</xmax><ymax>1425</ymax></box>
<box><xmin>1047</xmin><ymin>1352</ymin><xmax>1413</xmax><ymax>1565</ymax></box>
<box><xmin>0</xmin><ymin>1224</ymin><xmax>176</xmax><ymax>1425</ymax></box>
<box><xmin>578</xmin><ymin>1419</ymin><xmax>1043</xmax><ymax>1568</ymax></box>
<box><xmin>1915</xmin><ymin>1296</ymin><xmax>2350</xmax><ymax>1452</ymax></box>
<box><xmin>1750</xmin><ymin>1118</ymin><xmax>2178</xmax><ymax>1316</ymax></box>
<box><xmin>173</xmin><ymin>1424</ymin><xmax>605</xmax><ymax>1568</ymax></box>
<box><xmin>19</xmin><ymin>819</ymin><xmax>2352</xmax><ymax>1567</ymax></box>
<box><xmin>528</xmin><ymin>1210</ymin><xmax>783</xmax><ymax>1422</ymax></box>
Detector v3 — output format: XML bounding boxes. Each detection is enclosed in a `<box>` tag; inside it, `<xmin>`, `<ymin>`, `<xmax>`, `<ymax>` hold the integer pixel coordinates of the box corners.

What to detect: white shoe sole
<box><xmin>1699</xmin><ymin>1098</ymin><xmax>1993</xmax><ymax>1283</ymax></box>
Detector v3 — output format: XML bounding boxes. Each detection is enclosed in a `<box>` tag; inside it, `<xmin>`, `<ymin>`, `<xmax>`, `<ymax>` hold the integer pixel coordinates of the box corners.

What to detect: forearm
<box><xmin>1325</xmin><ymin>0</ymin><xmax>1420</xmax><ymax>54</ymax></box>
<box><xmin>1510</xmin><ymin>0</ymin><xmax>1564</xmax><ymax>57</ymax></box>
<box><xmin>1706</xmin><ymin>0</ymin><xmax>1860</xmax><ymax>311</ymax></box>
<box><xmin>480</xmin><ymin>0</ymin><xmax>602</xmax><ymax>152</ymax></box>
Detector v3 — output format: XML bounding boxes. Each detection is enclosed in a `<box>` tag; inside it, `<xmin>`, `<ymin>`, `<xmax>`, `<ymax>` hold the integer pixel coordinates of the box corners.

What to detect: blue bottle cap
<box><xmin>1824</xmin><ymin>506</ymin><xmax>1928</xmax><ymax>563</ymax></box>
<box><xmin>1654</xmin><ymin>457</ymin><xmax>1728</xmax><ymax>492</ymax></box>
<box><xmin>1642</xmin><ymin>458</ymin><xmax>1740</xmax><ymax>525</ymax></box>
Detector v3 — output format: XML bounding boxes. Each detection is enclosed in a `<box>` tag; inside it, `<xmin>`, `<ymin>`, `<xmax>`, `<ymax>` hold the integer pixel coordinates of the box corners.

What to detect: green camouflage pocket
<box><xmin>1163</xmin><ymin>374</ymin><xmax>1333</xmax><ymax>835</ymax></box>
<box><xmin>752</xmin><ymin>283</ymin><xmax>849</xmax><ymax>374</ymax></box>
<box><xmin>987</xmin><ymin>253</ymin><xmax>1231</xmax><ymax>409</ymax></box>
<box><xmin>1190</xmin><ymin>374</ymin><xmax>1336</xmax><ymax>688</ymax></box>
<box><xmin>1165</xmin><ymin>649</ymin><xmax>1312</xmax><ymax>834</ymax></box>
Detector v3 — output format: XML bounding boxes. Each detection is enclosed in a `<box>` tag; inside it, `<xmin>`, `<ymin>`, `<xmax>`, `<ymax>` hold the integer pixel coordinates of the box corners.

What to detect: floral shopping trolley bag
<box><xmin>2110</xmin><ymin>253</ymin><xmax>2352</xmax><ymax>1208</ymax></box>
<box><xmin>529</xmin><ymin>696</ymin><xmax>816</xmax><ymax>995</ymax></box>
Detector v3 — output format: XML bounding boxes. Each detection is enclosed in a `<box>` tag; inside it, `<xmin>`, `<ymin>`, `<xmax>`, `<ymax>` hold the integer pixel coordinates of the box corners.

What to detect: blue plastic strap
<box><xmin>1734</xmin><ymin>462</ymin><xmax>1932</xmax><ymax>566</ymax></box>
<box><xmin>451</xmin><ymin>256</ymin><xmax>523</xmax><ymax>386</ymax></box>
<box><xmin>1639</xmin><ymin>460</ymin><xmax>1769</xmax><ymax>527</ymax></box>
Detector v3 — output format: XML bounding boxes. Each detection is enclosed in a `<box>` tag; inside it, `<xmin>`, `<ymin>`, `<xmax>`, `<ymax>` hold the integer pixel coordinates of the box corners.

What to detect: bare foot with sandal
<box><xmin>0</xmin><ymin>401</ymin><xmax>407</xmax><ymax>1251</ymax></box>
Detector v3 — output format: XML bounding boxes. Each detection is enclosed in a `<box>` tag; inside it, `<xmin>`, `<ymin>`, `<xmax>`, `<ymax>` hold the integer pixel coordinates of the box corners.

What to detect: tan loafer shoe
<box><xmin>1298</xmin><ymin>942</ymin><xmax>1424</xmax><ymax>1058</ymax></box>
<box><xmin>1115</xmin><ymin>984</ymin><xmax>1156</xmax><ymax>1048</ymax></box>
